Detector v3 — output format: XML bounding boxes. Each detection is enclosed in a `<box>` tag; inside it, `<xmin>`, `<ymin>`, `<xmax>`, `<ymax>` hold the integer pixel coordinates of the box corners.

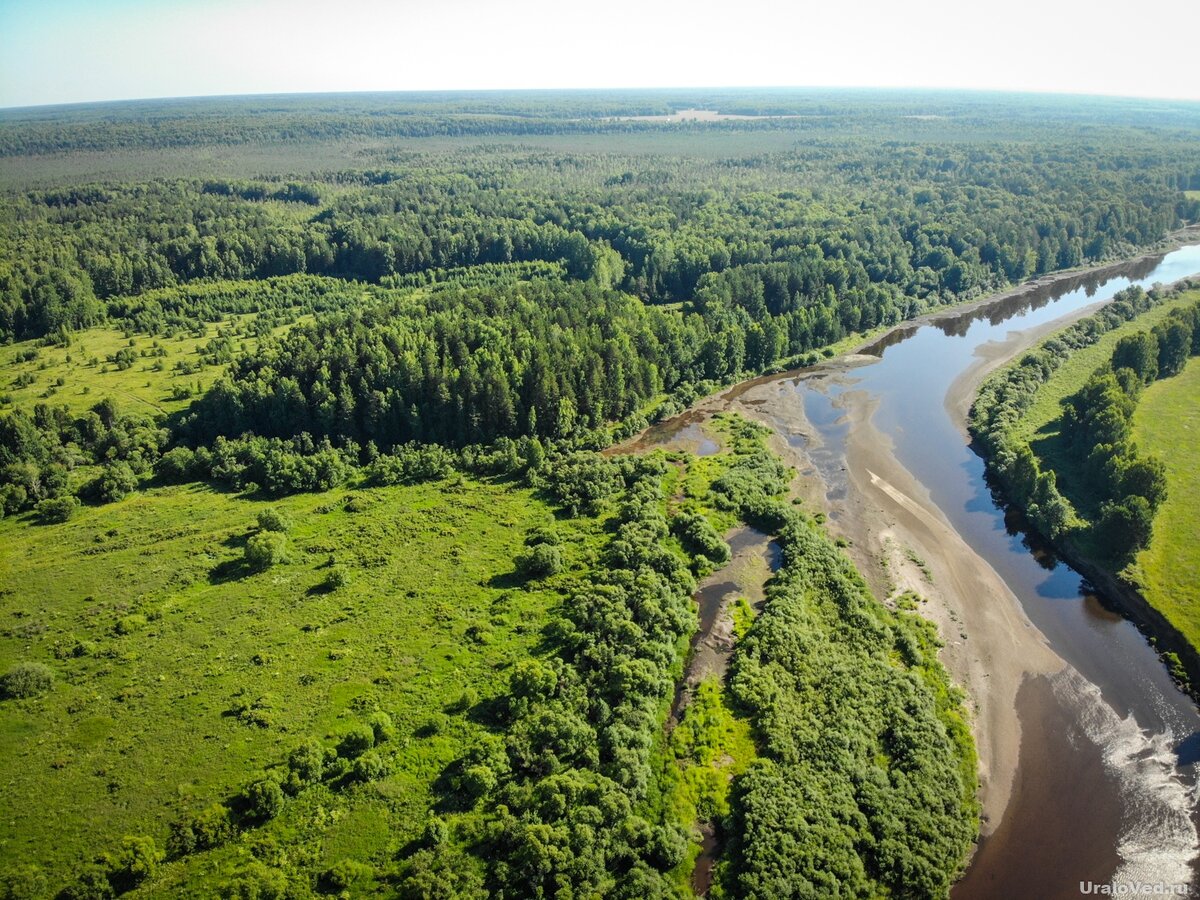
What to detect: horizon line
<box><xmin>5</xmin><ymin>84</ymin><xmax>1200</xmax><ymax>115</ymax></box>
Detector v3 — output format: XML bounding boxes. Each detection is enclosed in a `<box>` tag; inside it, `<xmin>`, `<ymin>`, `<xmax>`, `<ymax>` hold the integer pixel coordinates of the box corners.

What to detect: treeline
<box><xmin>0</xmin><ymin>399</ymin><xmax>165</xmax><ymax>520</ymax></box>
<box><xmin>708</xmin><ymin>421</ymin><xmax>978</xmax><ymax>897</ymax></box>
<box><xmin>181</xmin><ymin>276</ymin><xmax>710</xmax><ymax>449</ymax></box>
<box><xmin>970</xmin><ymin>282</ymin><xmax>1200</xmax><ymax>560</ymax></box>
<box><xmin>4</xmin><ymin>89</ymin><xmax>1200</xmax><ymax>155</ymax></box>
<box><xmin>105</xmin><ymin>275</ymin><xmax>364</xmax><ymax>336</ymax></box>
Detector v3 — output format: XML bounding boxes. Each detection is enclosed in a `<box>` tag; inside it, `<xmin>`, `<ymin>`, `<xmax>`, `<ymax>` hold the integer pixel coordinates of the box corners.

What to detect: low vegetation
<box><xmin>0</xmin><ymin>470</ymin><xmax>599</xmax><ymax>894</ymax></box>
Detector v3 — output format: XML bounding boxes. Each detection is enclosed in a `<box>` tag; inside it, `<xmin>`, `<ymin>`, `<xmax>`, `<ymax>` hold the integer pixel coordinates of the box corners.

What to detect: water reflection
<box><xmin>863</xmin><ymin>252</ymin><xmax>1170</xmax><ymax>356</ymax></box>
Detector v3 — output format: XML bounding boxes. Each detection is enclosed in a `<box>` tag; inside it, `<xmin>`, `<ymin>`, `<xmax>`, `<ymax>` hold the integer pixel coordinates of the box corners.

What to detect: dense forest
<box><xmin>2</xmin><ymin>90</ymin><xmax>1199</xmax><ymax>896</ymax></box>
<box><xmin>706</xmin><ymin>424</ymin><xmax>978</xmax><ymax>897</ymax></box>
<box><xmin>4</xmin><ymin>97</ymin><xmax>1199</xmax><ymax>346</ymax></box>
<box><xmin>4</xmin><ymin>89</ymin><xmax>1200</xmax><ymax>155</ymax></box>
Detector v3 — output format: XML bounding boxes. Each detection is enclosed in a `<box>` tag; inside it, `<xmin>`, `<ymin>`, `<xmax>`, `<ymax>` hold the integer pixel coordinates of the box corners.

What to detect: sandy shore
<box><xmin>834</xmin><ymin>398</ymin><xmax>1062</xmax><ymax>832</ymax></box>
<box><xmin>613</xmin><ymin>238</ymin><xmax>1200</xmax><ymax>842</ymax></box>
<box><xmin>711</xmin><ymin>376</ymin><xmax>1064</xmax><ymax>836</ymax></box>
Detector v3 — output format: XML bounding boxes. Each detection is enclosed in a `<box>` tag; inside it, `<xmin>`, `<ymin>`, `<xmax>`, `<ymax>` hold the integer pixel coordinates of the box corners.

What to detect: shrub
<box><xmin>422</xmin><ymin>816</ymin><xmax>449</xmax><ymax>847</ymax></box>
<box><xmin>322</xmin><ymin>566</ymin><xmax>349</xmax><ymax>591</ymax></box>
<box><xmin>167</xmin><ymin>803</ymin><xmax>232</xmax><ymax>856</ymax></box>
<box><xmin>220</xmin><ymin>861</ymin><xmax>288</xmax><ymax>900</ymax></box>
<box><xmin>458</xmin><ymin>764</ymin><xmax>497</xmax><ymax>800</ymax></box>
<box><xmin>670</xmin><ymin>511</ymin><xmax>731</xmax><ymax>568</ymax></box>
<box><xmin>286</xmin><ymin>739</ymin><xmax>326</xmax><ymax>786</ymax></box>
<box><xmin>448</xmin><ymin>687</ymin><xmax>479</xmax><ymax>713</ymax></box>
<box><xmin>646</xmin><ymin>824</ymin><xmax>688</xmax><ymax>871</ymax></box>
<box><xmin>256</xmin><ymin>507</ymin><xmax>293</xmax><ymax>533</ymax></box>
<box><xmin>90</xmin><ymin>461</ymin><xmax>138</xmax><ymax>503</ymax></box>
<box><xmin>367</xmin><ymin>711</ymin><xmax>395</xmax><ymax>743</ymax></box>
<box><xmin>338</xmin><ymin>724</ymin><xmax>375</xmax><ymax>759</ymax></box>
<box><xmin>367</xmin><ymin>444</ymin><xmax>456</xmax><ymax>485</ymax></box>
<box><xmin>105</xmin><ymin>835</ymin><xmax>162</xmax><ymax>893</ymax></box>
<box><xmin>319</xmin><ymin>860</ymin><xmax>374</xmax><ymax>894</ymax></box>
<box><xmin>114</xmin><ymin>614</ymin><xmax>148</xmax><ymax>636</ymax></box>
<box><xmin>524</xmin><ymin>526</ymin><xmax>561</xmax><ymax>547</ymax></box>
<box><xmin>243</xmin><ymin>778</ymin><xmax>285</xmax><ymax>822</ymax></box>
<box><xmin>36</xmin><ymin>495</ymin><xmax>79</xmax><ymax>524</ymax></box>
<box><xmin>244</xmin><ymin>531</ymin><xmax>289</xmax><ymax>570</ymax></box>
<box><xmin>155</xmin><ymin>446</ymin><xmax>206</xmax><ymax>482</ymax></box>
<box><xmin>0</xmin><ymin>865</ymin><xmax>49</xmax><ymax>899</ymax></box>
<box><xmin>352</xmin><ymin>751</ymin><xmax>388</xmax><ymax>781</ymax></box>
<box><xmin>1</xmin><ymin>662</ymin><xmax>54</xmax><ymax>699</ymax></box>
<box><xmin>0</xmin><ymin>482</ymin><xmax>28</xmax><ymax>516</ymax></box>
<box><xmin>60</xmin><ymin>863</ymin><xmax>113</xmax><ymax>900</ymax></box>
<box><xmin>516</xmin><ymin>543</ymin><xmax>563</xmax><ymax>579</ymax></box>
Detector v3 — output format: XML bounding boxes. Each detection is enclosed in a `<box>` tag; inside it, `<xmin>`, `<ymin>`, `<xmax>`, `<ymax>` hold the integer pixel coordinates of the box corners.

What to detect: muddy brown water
<box><xmin>668</xmin><ymin>525</ymin><xmax>781</xmax><ymax>729</ymax></box>
<box><xmin>638</xmin><ymin>244</ymin><xmax>1200</xmax><ymax>895</ymax></box>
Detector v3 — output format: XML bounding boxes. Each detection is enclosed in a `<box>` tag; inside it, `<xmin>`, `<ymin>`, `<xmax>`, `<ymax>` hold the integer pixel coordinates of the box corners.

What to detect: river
<box><xmin>631</xmin><ymin>243</ymin><xmax>1200</xmax><ymax>896</ymax></box>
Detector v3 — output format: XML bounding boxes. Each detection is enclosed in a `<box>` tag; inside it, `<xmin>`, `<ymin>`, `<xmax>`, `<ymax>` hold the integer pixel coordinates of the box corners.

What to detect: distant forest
<box><xmin>3</xmin><ymin>91</ymin><xmax>1199</xmax><ymax>459</ymax></box>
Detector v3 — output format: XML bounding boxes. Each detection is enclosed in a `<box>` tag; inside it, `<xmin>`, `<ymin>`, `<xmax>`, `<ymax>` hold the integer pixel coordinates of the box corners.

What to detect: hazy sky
<box><xmin>2</xmin><ymin>0</ymin><xmax>1198</xmax><ymax>108</ymax></box>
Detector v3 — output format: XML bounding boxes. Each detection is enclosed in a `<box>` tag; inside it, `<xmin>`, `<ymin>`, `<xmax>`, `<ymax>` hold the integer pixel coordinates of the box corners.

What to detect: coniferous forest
<box><xmin>2</xmin><ymin>90</ymin><xmax>1199</xmax><ymax>898</ymax></box>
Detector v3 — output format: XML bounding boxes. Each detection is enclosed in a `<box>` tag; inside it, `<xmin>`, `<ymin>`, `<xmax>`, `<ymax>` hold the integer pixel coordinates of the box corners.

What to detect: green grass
<box><xmin>658</xmin><ymin>678</ymin><xmax>756</xmax><ymax>888</ymax></box>
<box><xmin>0</xmin><ymin>473</ymin><xmax>603</xmax><ymax>893</ymax></box>
<box><xmin>0</xmin><ymin>314</ymin><xmax>294</xmax><ymax>417</ymax></box>
<box><xmin>1185</xmin><ymin>190</ymin><xmax>1200</xmax><ymax>202</ymax></box>
<box><xmin>1017</xmin><ymin>291</ymin><xmax>1200</xmax><ymax>444</ymax></box>
<box><xmin>1130</xmin><ymin>356</ymin><xmax>1200</xmax><ymax>646</ymax></box>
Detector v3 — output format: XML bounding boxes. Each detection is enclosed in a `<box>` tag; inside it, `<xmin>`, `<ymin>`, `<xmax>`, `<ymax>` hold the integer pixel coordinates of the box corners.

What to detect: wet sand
<box><xmin>668</xmin><ymin>525</ymin><xmax>780</xmax><ymax>729</ymax></box>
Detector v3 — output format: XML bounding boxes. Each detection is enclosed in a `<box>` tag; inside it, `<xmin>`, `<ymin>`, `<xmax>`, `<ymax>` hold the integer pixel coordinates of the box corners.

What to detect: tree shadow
<box><xmin>486</xmin><ymin>569</ymin><xmax>527</xmax><ymax>590</ymax></box>
<box><xmin>464</xmin><ymin>694</ymin><xmax>508</xmax><ymax>730</ymax></box>
<box><xmin>430</xmin><ymin>758</ymin><xmax>480</xmax><ymax>815</ymax></box>
<box><xmin>209</xmin><ymin>558</ymin><xmax>253</xmax><ymax>584</ymax></box>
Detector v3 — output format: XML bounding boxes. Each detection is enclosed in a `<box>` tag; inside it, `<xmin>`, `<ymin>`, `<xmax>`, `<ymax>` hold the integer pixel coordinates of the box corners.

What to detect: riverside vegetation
<box><xmin>1</xmin><ymin>88</ymin><xmax>1197</xmax><ymax>895</ymax></box>
<box><xmin>970</xmin><ymin>282</ymin><xmax>1200</xmax><ymax>661</ymax></box>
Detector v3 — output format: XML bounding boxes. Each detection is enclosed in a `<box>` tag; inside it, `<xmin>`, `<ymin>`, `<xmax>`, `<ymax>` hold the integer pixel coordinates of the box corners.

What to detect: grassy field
<box><xmin>1131</xmin><ymin>356</ymin><xmax>1200</xmax><ymax>646</ymax></box>
<box><xmin>1186</xmin><ymin>190</ymin><xmax>1200</xmax><ymax>202</ymax></box>
<box><xmin>0</xmin><ymin>315</ymin><xmax>288</xmax><ymax>418</ymax></box>
<box><xmin>0</xmin><ymin>473</ymin><xmax>605</xmax><ymax>894</ymax></box>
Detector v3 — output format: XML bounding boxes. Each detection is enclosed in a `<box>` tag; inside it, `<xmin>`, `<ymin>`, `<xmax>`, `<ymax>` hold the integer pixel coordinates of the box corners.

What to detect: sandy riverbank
<box><xmin>612</xmin><ymin>238</ymin><xmax>1200</xmax><ymax>845</ymax></box>
<box><xmin>703</xmin><ymin>373</ymin><xmax>1064</xmax><ymax>836</ymax></box>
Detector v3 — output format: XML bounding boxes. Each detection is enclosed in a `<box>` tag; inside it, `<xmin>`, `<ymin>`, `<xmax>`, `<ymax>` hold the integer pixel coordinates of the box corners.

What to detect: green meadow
<box><xmin>0</xmin><ymin>314</ymin><xmax>291</xmax><ymax>418</ymax></box>
<box><xmin>0</xmin><ymin>472</ymin><xmax>602</xmax><ymax>893</ymax></box>
<box><xmin>1131</xmin><ymin>357</ymin><xmax>1200</xmax><ymax>647</ymax></box>
<box><xmin>1017</xmin><ymin>291</ymin><xmax>1200</xmax><ymax>446</ymax></box>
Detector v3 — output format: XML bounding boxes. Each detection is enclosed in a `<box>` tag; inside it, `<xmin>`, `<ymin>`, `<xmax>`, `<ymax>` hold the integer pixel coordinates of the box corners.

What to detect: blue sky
<box><xmin>2</xmin><ymin>0</ymin><xmax>1198</xmax><ymax>108</ymax></box>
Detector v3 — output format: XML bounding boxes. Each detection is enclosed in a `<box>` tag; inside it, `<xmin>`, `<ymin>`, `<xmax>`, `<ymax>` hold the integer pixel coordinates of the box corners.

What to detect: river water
<box><xmin>638</xmin><ymin>243</ymin><xmax>1200</xmax><ymax>896</ymax></box>
<box><xmin>813</xmin><ymin>243</ymin><xmax>1200</xmax><ymax>896</ymax></box>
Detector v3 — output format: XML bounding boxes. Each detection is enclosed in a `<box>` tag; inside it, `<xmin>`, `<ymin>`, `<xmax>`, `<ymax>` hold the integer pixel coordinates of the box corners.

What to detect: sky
<box><xmin>1</xmin><ymin>0</ymin><xmax>1198</xmax><ymax>109</ymax></box>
